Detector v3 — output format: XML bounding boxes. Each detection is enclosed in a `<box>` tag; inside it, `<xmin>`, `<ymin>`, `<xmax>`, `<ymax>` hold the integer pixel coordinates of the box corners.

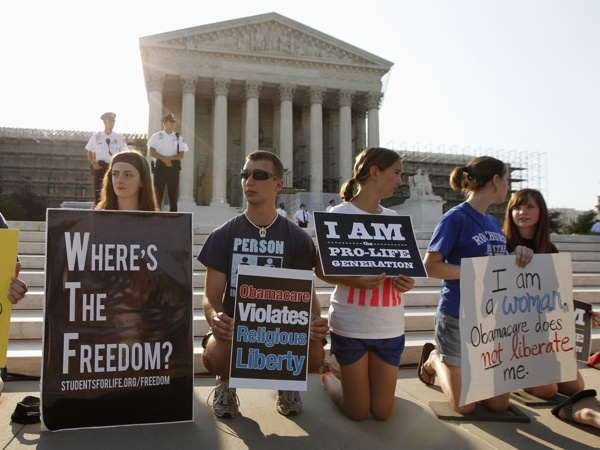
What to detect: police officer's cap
<box><xmin>162</xmin><ymin>112</ymin><xmax>176</xmax><ymax>122</ymax></box>
<box><xmin>100</xmin><ymin>112</ymin><xmax>116</xmax><ymax>121</ymax></box>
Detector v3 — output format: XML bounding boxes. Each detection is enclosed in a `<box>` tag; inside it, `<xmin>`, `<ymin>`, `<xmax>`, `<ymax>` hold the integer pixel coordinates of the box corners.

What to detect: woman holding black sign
<box><xmin>317</xmin><ymin>147</ymin><xmax>415</xmax><ymax>421</ymax></box>
<box><xmin>418</xmin><ymin>156</ymin><xmax>534</xmax><ymax>415</ymax></box>
<box><xmin>96</xmin><ymin>150</ymin><xmax>159</xmax><ymax>212</ymax></box>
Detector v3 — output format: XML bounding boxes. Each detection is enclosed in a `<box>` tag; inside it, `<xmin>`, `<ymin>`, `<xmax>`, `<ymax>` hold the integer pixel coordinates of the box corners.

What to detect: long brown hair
<box><xmin>449</xmin><ymin>156</ymin><xmax>507</xmax><ymax>196</ymax></box>
<box><xmin>97</xmin><ymin>150</ymin><xmax>159</xmax><ymax>211</ymax></box>
<box><xmin>503</xmin><ymin>188</ymin><xmax>553</xmax><ymax>253</ymax></box>
<box><xmin>339</xmin><ymin>147</ymin><xmax>401</xmax><ymax>201</ymax></box>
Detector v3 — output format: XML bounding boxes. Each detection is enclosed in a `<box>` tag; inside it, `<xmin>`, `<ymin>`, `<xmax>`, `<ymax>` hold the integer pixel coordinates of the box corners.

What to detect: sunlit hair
<box><xmin>503</xmin><ymin>188</ymin><xmax>553</xmax><ymax>253</ymax></box>
<box><xmin>246</xmin><ymin>150</ymin><xmax>284</xmax><ymax>179</ymax></box>
<box><xmin>449</xmin><ymin>156</ymin><xmax>507</xmax><ymax>196</ymax></box>
<box><xmin>96</xmin><ymin>150</ymin><xmax>159</xmax><ymax>211</ymax></box>
<box><xmin>339</xmin><ymin>147</ymin><xmax>402</xmax><ymax>201</ymax></box>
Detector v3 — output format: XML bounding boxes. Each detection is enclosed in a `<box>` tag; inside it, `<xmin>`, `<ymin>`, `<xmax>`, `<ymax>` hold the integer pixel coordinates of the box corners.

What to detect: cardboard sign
<box><xmin>314</xmin><ymin>212</ymin><xmax>427</xmax><ymax>277</ymax></box>
<box><xmin>41</xmin><ymin>209</ymin><xmax>193</xmax><ymax>431</ymax></box>
<box><xmin>459</xmin><ymin>254</ymin><xmax>576</xmax><ymax>406</ymax></box>
<box><xmin>230</xmin><ymin>265</ymin><xmax>313</xmax><ymax>391</ymax></box>
<box><xmin>0</xmin><ymin>228</ymin><xmax>19</xmax><ymax>368</ymax></box>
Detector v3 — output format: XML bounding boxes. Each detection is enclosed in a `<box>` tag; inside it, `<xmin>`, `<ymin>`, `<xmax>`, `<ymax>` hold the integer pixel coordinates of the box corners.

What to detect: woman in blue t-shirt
<box><xmin>418</xmin><ymin>156</ymin><xmax>533</xmax><ymax>415</ymax></box>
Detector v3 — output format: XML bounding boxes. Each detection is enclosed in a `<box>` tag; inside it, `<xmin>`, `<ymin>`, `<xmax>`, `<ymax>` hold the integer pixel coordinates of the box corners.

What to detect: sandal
<box><xmin>418</xmin><ymin>342</ymin><xmax>436</xmax><ymax>386</ymax></box>
<box><xmin>551</xmin><ymin>389</ymin><xmax>597</xmax><ymax>422</ymax></box>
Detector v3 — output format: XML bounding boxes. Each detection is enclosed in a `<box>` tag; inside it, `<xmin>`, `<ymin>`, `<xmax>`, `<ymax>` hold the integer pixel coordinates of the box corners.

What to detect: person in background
<box><xmin>85</xmin><ymin>112</ymin><xmax>128</xmax><ymax>205</ymax></box>
<box><xmin>591</xmin><ymin>219</ymin><xmax>600</xmax><ymax>234</ymax></box>
<box><xmin>96</xmin><ymin>150</ymin><xmax>159</xmax><ymax>212</ymax></box>
<box><xmin>326</xmin><ymin>199</ymin><xmax>336</xmax><ymax>212</ymax></box>
<box><xmin>197</xmin><ymin>150</ymin><xmax>328</xmax><ymax>419</ymax></box>
<box><xmin>293</xmin><ymin>203</ymin><xmax>312</xmax><ymax>228</ymax></box>
<box><xmin>148</xmin><ymin>112</ymin><xmax>188</xmax><ymax>212</ymax></box>
<box><xmin>418</xmin><ymin>156</ymin><xmax>534</xmax><ymax>415</ymax></box>
<box><xmin>276</xmin><ymin>202</ymin><xmax>288</xmax><ymax>218</ymax></box>
<box><xmin>317</xmin><ymin>147</ymin><xmax>415</xmax><ymax>421</ymax></box>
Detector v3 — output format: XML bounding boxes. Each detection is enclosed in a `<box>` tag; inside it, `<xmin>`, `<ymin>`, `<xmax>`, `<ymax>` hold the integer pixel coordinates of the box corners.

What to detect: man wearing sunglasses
<box><xmin>197</xmin><ymin>151</ymin><xmax>328</xmax><ymax>419</ymax></box>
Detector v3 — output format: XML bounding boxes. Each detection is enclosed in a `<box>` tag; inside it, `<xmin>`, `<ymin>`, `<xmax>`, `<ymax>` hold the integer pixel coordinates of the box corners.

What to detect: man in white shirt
<box><xmin>148</xmin><ymin>113</ymin><xmax>189</xmax><ymax>211</ymax></box>
<box><xmin>293</xmin><ymin>203</ymin><xmax>312</xmax><ymax>228</ymax></box>
<box><xmin>276</xmin><ymin>202</ymin><xmax>288</xmax><ymax>218</ymax></box>
<box><xmin>85</xmin><ymin>112</ymin><xmax>128</xmax><ymax>205</ymax></box>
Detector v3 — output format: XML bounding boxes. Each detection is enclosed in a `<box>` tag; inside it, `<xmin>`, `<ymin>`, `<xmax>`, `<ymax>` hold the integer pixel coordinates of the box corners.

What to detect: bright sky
<box><xmin>2</xmin><ymin>0</ymin><xmax>599</xmax><ymax>211</ymax></box>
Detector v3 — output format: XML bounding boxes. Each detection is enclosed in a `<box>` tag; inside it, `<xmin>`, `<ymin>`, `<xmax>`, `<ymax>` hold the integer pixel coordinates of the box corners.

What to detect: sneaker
<box><xmin>208</xmin><ymin>377</ymin><xmax>239</xmax><ymax>418</ymax></box>
<box><xmin>276</xmin><ymin>390</ymin><xmax>302</xmax><ymax>416</ymax></box>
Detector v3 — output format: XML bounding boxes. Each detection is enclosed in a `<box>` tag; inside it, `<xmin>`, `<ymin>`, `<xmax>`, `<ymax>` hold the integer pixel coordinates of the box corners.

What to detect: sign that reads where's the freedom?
<box><xmin>41</xmin><ymin>209</ymin><xmax>194</xmax><ymax>431</ymax></box>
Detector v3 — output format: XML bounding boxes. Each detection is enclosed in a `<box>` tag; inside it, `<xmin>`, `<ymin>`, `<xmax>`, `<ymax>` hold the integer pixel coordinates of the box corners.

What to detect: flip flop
<box><xmin>551</xmin><ymin>389</ymin><xmax>597</xmax><ymax>422</ymax></box>
<box><xmin>418</xmin><ymin>342</ymin><xmax>436</xmax><ymax>386</ymax></box>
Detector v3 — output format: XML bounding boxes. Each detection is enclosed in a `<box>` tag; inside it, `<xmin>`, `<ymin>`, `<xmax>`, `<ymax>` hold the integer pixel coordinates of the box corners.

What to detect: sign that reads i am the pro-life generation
<box><xmin>41</xmin><ymin>209</ymin><xmax>194</xmax><ymax>431</ymax></box>
<box><xmin>313</xmin><ymin>212</ymin><xmax>427</xmax><ymax>277</ymax></box>
<box><xmin>230</xmin><ymin>265</ymin><xmax>313</xmax><ymax>391</ymax></box>
<box><xmin>459</xmin><ymin>253</ymin><xmax>576</xmax><ymax>407</ymax></box>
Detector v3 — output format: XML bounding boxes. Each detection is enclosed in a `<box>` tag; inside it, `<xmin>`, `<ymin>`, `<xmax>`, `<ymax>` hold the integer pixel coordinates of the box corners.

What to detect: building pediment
<box><xmin>140</xmin><ymin>12</ymin><xmax>393</xmax><ymax>71</ymax></box>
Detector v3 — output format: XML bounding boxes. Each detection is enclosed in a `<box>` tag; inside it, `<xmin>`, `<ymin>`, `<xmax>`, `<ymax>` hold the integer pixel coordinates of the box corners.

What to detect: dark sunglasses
<box><xmin>240</xmin><ymin>169</ymin><xmax>279</xmax><ymax>181</ymax></box>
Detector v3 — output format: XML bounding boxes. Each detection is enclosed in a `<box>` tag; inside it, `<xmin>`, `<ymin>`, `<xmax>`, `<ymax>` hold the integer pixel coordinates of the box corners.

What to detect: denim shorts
<box><xmin>434</xmin><ymin>311</ymin><xmax>461</xmax><ymax>367</ymax></box>
<box><xmin>330</xmin><ymin>332</ymin><xmax>405</xmax><ymax>367</ymax></box>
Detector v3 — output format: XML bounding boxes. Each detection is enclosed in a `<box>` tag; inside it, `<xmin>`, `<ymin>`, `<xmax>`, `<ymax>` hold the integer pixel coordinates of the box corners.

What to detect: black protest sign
<box><xmin>41</xmin><ymin>209</ymin><xmax>193</xmax><ymax>431</ymax></box>
<box><xmin>314</xmin><ymin>212</ymin><xmax>427</xmax><ymax>277</ymax></box>
<box><xmin>230</xmin><ymin>265</ymin><xmax>313</xmax><ymax>391</ymax></box>
<box><xmin>574</xmin><ymin>300</ymin><xmax>592</xmax><ymax>362</ymax></box>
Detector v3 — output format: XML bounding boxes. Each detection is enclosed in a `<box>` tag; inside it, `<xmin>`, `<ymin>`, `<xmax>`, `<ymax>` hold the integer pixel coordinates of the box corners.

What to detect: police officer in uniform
<box><xmin>85</xmin><ymin>112</ymin><xmax>128</xmax><ymax>205</ymax></box>
<box><xmin>148</xmin><ymin>112</ymin><xmax>188</xmax><ymax>212</ymax></box>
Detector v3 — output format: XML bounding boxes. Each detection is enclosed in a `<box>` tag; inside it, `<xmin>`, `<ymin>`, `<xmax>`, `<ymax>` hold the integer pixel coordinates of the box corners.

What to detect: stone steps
<box><xmin>5</xmin><ymin>221</ymin><xmax>600</xmax><ymax>376</ymax></box>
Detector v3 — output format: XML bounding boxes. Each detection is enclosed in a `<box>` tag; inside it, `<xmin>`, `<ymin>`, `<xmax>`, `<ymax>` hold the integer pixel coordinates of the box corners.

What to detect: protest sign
<box><xmin>459</xmin><ymin>253</ymin><xmax>576</xmax><ymax>406</ymax></box>
<box><xmin>230</xmin><ymin>265</ymin><xmax>313</xmax><ymax>391</ymax></box>
<box><xmin>573</xmin><ymin>300</ymin><xmax>592</xmax><ymax>362</ymax></box>
<box><xmin>0</xmin><ymin>229</ymin><xmax>19</xmax><ymax>369</ymax></box>
<box><xmin>314</xmin><ymin>212</ymin><xmax>426</xmax><ymax>277</ymax></box>
<box><xmin>41</xmin><ymin>209</ymin><xmax>193</xmax><ymax>431</ymax></box>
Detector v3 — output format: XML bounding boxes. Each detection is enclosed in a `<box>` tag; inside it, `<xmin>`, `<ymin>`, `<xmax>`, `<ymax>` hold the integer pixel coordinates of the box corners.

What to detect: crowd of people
<box><xmin>3</xmin><ymin>138</ymin><xmax>600</xmax><ymax>430</ymax></box>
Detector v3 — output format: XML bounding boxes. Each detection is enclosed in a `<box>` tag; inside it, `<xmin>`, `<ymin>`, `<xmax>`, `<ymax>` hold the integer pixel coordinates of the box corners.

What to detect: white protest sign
<box><xmin>459</xmin><ymin>253</ymin><xmax>576</xmax><ymax>406</ymax></box>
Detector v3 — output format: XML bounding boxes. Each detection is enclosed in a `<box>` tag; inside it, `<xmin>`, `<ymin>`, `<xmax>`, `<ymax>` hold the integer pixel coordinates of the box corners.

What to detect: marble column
<box><xmin>338</xmin><ymin>89</ymin><xmax>354</xmax><ymax>185</ymax></box>
<box><xmin>244</xmin><ymin>80</ymin><xmax>262</xmax><ymax>155</ymax></box>
<box><xmin>211</xmin><ymin>78</ymin><xmax>230</xmax><ymax>205</ymax></box>
<box><xmin>367</xmin><ymin>92</ymin><xmax>382</xmax><ymax>147</ymax></box>
<box><xmin>279</xmin><ymin>83</ymin><xmax>295</xmax><ymax>183</ymax></box>
<box><xmin>179</xmin><ymin>77</ymin><xmax>196</xmax><ymax>204</ymax></box>
<box><xmin>146</xmin><ymin>73</ymin><xmax>164</xmax><ymax>138</ymax></box>
<box><xmin>309</xmin><ymin>87</ymin><xmax>325</xmax><ymax>194</ymax></box>
<box><xmin>354</xmin><ymin>109</ymin><xmax>367</xmax><ymax>152</ymax></box>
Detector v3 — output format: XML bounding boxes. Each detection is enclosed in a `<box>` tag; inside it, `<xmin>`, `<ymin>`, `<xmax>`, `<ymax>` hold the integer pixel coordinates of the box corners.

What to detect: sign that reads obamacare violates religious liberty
<box><xmin>230</xmin><ymin>265</ymin><xmax>313</xmax><ymax>391</ymax></box>
<box><xmin>41</xmin><ymin>209</ymin><xmax>194</xmax><ymax>431</ymax></box>
<box><xmin>314</xmin><ymin>212</ymin><xmax>427</xmax><ymax>277</ymax></box>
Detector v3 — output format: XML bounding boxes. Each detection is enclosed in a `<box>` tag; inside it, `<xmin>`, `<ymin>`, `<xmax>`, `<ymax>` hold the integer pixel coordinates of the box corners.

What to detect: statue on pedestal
<box><xmin>409</xmin><ymin>169</ymin><xmax>434</xmax><ymax>198</ymax></box>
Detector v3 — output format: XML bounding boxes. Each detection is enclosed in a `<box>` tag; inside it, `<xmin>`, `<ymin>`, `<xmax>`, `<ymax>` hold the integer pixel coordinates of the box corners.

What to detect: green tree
<box><xmin>561</xmin><ymin>210</ymin><xmax>597</xmax><ymax>235</ymax></box>
<box><xmin>0</xmin><ymin>191</ymin><xmax>48</xmax><ymax>221</ymax></box>
<box><xmin>548</xmin><ymin>209</ymin><xmax>564</xmax><ymax>234</ymax></box>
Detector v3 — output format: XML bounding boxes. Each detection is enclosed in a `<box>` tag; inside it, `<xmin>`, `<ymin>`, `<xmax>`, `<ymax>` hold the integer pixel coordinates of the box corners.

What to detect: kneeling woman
<box><xmin>317</xmin><ymin>147</ymin><xmax>415</xmax><ymax>421</ymax></box>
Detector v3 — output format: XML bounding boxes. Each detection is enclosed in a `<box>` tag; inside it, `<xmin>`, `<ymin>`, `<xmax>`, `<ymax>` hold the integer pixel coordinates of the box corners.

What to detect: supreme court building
<box><xmin>140</xmin><ymin>12</ymin><xmax>392</xmax><ymax>214</ymax></box>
